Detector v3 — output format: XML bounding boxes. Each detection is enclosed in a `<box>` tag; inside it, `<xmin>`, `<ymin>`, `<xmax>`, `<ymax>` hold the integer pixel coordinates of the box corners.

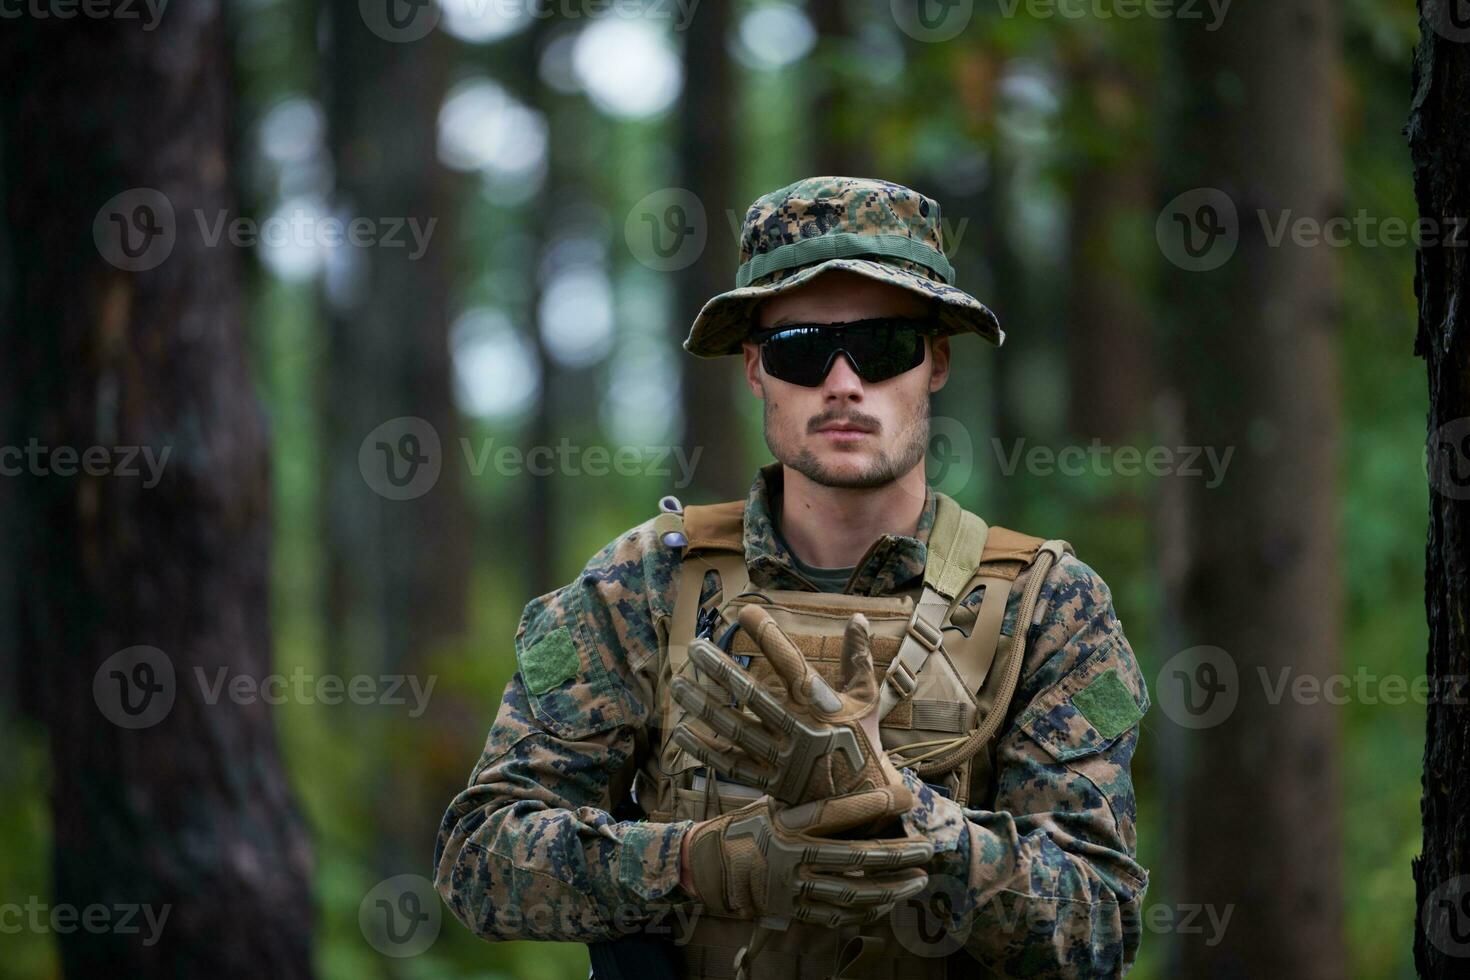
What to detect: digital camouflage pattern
<box><xmin>434</xmin><ymin>463</ymin><xmax>1150</xmax><ymax>977</ymax></box>
<box><xmin>684</xmin><ymin>176</ymin><xmax>1004</xmax><ymax>357</ymax></box>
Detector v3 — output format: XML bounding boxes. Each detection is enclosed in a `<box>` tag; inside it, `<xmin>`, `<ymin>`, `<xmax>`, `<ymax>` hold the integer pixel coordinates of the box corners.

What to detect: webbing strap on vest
<box><xmin>912</xmin><ymin>538</ymin><xmax>1070</xmax><ymax>778</ymax></box>
<box><xmin>876</xmin><ymin>494</ymin><xmax>989</xmax><ymax>722</ymax></box>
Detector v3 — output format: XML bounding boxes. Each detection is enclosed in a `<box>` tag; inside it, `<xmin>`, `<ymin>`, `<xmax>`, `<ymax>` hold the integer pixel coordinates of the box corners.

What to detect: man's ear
<box><xmin>742</xmin><ymin>341</ymin><xmax>765</xmax><ymax>397</ymax></box>
<box><xmin>928</xmin><ymin>335</ymin><xmax>951</xmax><ymax>393</ymax></box>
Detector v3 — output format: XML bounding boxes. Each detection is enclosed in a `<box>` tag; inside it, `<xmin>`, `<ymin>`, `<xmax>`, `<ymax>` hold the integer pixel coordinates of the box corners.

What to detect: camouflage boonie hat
<box><xmin>684</xmin><ymin>176</ymin><xmax>1003</xmax><ymax>357</ymax></box>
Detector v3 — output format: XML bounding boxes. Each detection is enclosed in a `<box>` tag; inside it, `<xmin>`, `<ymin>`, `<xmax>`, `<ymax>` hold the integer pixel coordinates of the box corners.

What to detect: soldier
<box><xmin>434</xmin><ymin>176</ymin><xmax>1150</xmax><ymax>978</ymax></box>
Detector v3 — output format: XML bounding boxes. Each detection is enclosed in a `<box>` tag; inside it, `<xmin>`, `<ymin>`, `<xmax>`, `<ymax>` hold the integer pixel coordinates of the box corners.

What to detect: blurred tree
<box><xmin>677</xmin><ymin>0</ymin><xmax>745</xmax><ymax>501</ymax></box>
<box><xmin>1160</xmin><ymin>1</ymin><xmax>1345</xmax><ymax>975</ymax></box>
<box><xmin>1060</xmin><ymin>30</ymin><xmax>1155</xmax><ymax>447</ymax></box>
<box><xmin>316</xmin><ymin>0</ymin><xmax>471</xmax><ymax>874</ymax></box>
<box><xmin>810</xmin><ymin>0</ymin><xmax>874</xmax><ymax>177</ymax></box>
<box><xmin>517</xmin><ymin>8</ymin><xmax>565</xmax><ymax>597</ymax></box>
<box><xmin>1409</xmin><ymin>4</ymin><xmax>1470</xmax><ymax>975</ymax></box>
<box><xmin>317</xmin><ymin>0</ymin><xmax>470</xmax><ymax>678</ymax></box>
<box><xmin>0</xmin><ymin>7</ymin><xmax>313</xmax><ymax>977</ymax></box>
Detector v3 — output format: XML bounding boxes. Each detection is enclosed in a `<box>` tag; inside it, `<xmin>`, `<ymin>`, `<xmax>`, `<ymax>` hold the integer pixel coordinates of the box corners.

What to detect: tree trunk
<box><xmin>318</xmin><ymin>0</ymin><xmax>469</xmax><ymax>677</ymax></box>
<box><xmin>1162</xmin><ymin>2</ymin><xmax>1344</xmax><ymax>976</ymax></box>
<box><xmin>1410</xmin><ymin>5</ymin><xmax>1470</xmax><ymax>975</ymax></box>
<box><xmin>1</xmin><ymin>7</ymin><xmax>314</xmax><ymax>977</ymax></box>
<box><xmin>317</xmin><ymin>0</ymin><xmax>470</xmax><ymax>872</ymax></box>
<box><xmin>1063</xmin><ymin>44</ymin><xmax>1153</xmax><ymax>446</ymax></box>
<box><xmin>810</xmin><ymin>0</ymin><xmax>873</xmax><ymax>178</ymax></box>
<box><xmin>677</xmin><ymin>0</ymin><xmax>745</xmax><ymax>501</ymax></box>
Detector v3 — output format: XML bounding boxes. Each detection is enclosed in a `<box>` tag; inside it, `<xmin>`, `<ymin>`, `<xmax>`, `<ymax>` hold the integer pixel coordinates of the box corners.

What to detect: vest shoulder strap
<box><xmin>975</xmin><ymin>525</ymin><xmax>1049</xmax><ymax>575</ymax></box>
<box><xmin>680</xmin><ymin>500</ymin><xmax>745</xmax><ymax>553</ymax></box>
<box><xmin>924</xmin><ymin>493</ymin><xmax>990</xmax><ymax>599</ymax></box>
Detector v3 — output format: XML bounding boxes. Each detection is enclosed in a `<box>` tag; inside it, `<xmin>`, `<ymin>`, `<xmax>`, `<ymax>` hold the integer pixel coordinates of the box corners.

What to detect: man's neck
<box><xmin>775</xmin><ymin>463</ymin><xmax>928</xmax><ymax>569</ymax></box>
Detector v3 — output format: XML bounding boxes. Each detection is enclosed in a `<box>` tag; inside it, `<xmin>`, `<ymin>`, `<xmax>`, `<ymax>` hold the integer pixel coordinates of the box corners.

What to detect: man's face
<box><xmin>742</xmin><ymin>270</ymin><xmax>951</xmax><ymax>490</ymax></box>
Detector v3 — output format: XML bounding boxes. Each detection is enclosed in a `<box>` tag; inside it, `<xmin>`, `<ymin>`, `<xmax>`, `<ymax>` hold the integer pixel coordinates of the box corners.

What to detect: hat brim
<box><xmin>682</xmin><ymin>257</ymin><xmax>1003</xmax><ymax>358</ymax></box>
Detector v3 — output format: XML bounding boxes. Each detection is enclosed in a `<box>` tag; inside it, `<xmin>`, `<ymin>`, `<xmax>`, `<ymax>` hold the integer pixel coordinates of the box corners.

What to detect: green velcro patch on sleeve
<box><xmin>521</xmin><ymin>627</ymin><xmax>580</xmax><ymax>695</ymax></box>
<box><xmin>1072</xmin><ymin>667</ymin><xmax>1143</xmax><ymax>740</ymax></box>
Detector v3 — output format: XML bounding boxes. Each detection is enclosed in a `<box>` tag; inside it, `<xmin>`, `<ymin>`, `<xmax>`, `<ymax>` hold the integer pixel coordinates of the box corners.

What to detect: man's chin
<box><xmin>785</xmin><ymin>448</ymin><xmax>897</xmax><ymax>490</ymax></box>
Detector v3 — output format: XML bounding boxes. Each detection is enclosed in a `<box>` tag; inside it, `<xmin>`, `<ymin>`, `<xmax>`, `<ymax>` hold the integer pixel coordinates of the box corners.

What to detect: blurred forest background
<box><xmin>0</xmin><ymin>0</ymin><xmax>1437</xmax><ymax>978</ymax></box>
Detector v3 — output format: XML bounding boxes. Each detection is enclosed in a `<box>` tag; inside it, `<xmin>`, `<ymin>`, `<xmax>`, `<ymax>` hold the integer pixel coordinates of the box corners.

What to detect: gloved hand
<box><xmin>682</xmin><ymin>784</ymin><xmax>933</xmax><ymax>926</ymax></box>
<box><xmin>671</xmin><ymin>605</ymin><xmax>904</xmax><ymax>808</ymax></box>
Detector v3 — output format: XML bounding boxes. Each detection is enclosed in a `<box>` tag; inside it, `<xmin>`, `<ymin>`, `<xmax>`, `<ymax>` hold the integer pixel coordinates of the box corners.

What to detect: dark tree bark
<box><xmin>1161</xmin><ymin>2</ymin><xmax>1344</xmax><ymax>976</ymax></box>
<box><xmin>1410</xmin><ymin>5</ymin><xmax>1470</xmax><ymax>976</ymax></box>
<box><xmin>318</xmin><ymin>0</ymin><xmax>469</xmax><ymax>676</ymax></box>
<box><xmin>677</xmin><ymin>0</ymin><xmax>746</xmax><ymax>501</ymax></box>
<box><xmin>0</xmin><ymin>5</ymin><xmax>313</xmax><ymax>977</ymax></box>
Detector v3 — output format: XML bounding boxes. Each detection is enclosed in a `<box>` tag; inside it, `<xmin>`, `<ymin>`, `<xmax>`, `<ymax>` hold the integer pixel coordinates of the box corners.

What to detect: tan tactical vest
<box><xmin>638</xmin><ymin>492</ymin><xmax>1068</xmax><ymax>980</ymax></box>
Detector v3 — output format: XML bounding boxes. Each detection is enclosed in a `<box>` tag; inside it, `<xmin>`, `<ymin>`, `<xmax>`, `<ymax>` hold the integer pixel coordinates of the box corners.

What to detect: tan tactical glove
<box><xmin>672</xmin><ymin>605</ymin><xmax>904</xmax><ymax>808</ymax></box>
<box><xmin>683</xmin><ymin>785</ymin><xmax>933</xmax><ymax>926</ymax></box>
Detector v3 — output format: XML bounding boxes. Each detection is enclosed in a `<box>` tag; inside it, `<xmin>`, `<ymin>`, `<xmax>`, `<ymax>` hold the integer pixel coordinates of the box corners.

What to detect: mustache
<box><xmin>807</xmin><ymin>410</ymin><xmax>882</xmax><ymax>434</ymax></box>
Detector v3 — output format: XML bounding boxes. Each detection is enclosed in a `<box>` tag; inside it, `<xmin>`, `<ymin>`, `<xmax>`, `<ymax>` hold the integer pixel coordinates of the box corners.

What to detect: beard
<box><xmin>763</xmin><ymin>393</ymin><xmax>931</xmax><ymax>490</ymax></box>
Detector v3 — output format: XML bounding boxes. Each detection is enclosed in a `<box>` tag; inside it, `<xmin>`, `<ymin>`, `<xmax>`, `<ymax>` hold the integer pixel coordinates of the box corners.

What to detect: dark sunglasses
<box><xmin>755</xmin><ymin>317</ymin><xmax>933</xmax><ymax>387</ymax></box>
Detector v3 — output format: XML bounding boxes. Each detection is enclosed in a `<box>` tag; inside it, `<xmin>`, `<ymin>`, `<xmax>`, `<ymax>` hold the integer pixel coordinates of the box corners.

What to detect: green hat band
<box><xmin>734</xmin><ymin>232</ymin><xmax>955</xmax><ymax>289</ymax></box>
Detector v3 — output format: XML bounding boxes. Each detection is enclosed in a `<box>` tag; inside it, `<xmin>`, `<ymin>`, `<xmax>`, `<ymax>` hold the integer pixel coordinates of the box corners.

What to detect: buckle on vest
<box><xmin>907</xmin><ymin>613</ymin><xmax>944</xmax><ymax>653</ymax></box>
<box><xmin>885</xmin><ymin>659</ymin><xmax>918</xmax><ymax>700</ymax></box>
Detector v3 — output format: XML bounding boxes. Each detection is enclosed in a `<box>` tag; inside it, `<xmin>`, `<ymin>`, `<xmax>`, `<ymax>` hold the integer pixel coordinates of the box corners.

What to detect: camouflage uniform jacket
<box><xmin>434</xmin><ymin>463</ymin><xmax>1151</xmax><ymax>977</ymax></box>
